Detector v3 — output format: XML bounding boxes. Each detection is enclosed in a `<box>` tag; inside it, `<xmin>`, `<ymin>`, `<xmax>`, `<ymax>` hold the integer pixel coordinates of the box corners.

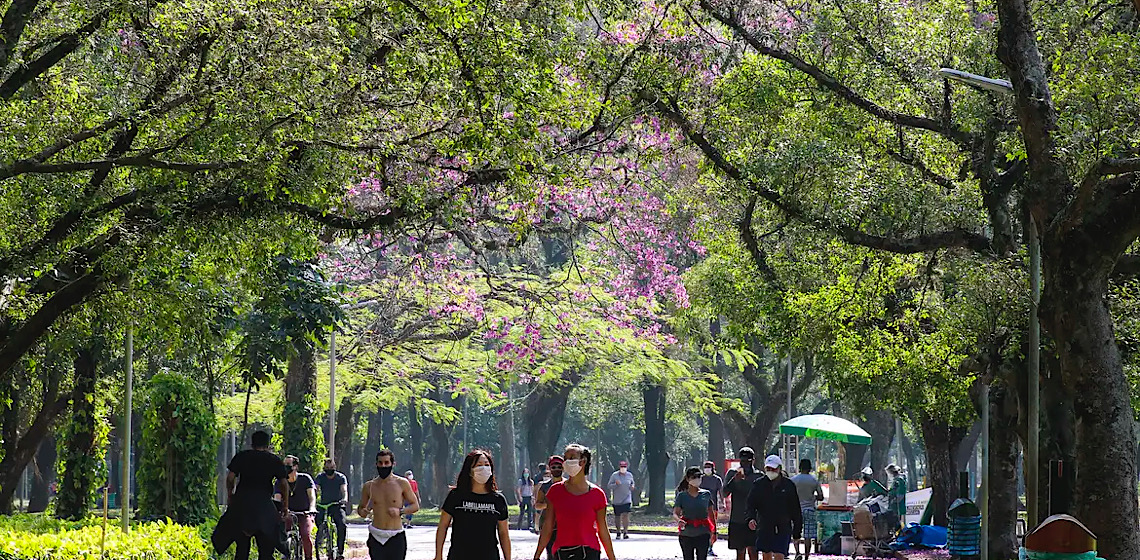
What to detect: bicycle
<box><xmin>314</xmin><ymin>501</ymin><xmax>345</xmax><ymax>560</ymax></box>
<box><xmin>283</xmin><ymin>511</ymin><xmax>305</xmax><ymax>560</ymax></box>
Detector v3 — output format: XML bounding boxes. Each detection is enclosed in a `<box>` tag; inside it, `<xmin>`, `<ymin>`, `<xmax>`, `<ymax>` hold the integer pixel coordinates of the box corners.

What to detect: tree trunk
<box><xmin>27</xmin><ymin>431</ymin><xmax>56</xmax><ymax>513</ymax></box>
<box><xmin>988</xmin><ymin>381</ymin><xmax>1020</xmax><ymax>560</ymax></box>
<box><xmin>497</xmin><ymin>405</ymin><xmax>518</xmax><ymax>505</ymax></box>
<box><xmin>643</xmin><ymin>381</ymin><xmax>668</xmax><ymax>514</ymax></box>
<box><xmin>1040</xmin><ymin>258</ymin><xmax>1139</xmax><ymax>559</ymax></box>
<box><xmin>428</xmin><ymin>413</ymin><xmax>453</xmax><ymax>506</ymax></box>
<box><xmin>56</xmin><ymin>346</ymin><xmax>100</xmax><ymax>520</ymax></box>
<box><xmin>859</xmin><ymin>410</ymin><xmax>896</xmax><ymax>481</ymax></box>
<box><xmin>630</xmin><ymin>428</ymin><xmax>644</xmax><ymax>506</ymax></box>
<box><xmin>334</xmin><ymin>399</ymin><xmax>354</xmax><ymax>465</ymax></box>
<box><xmin>707</xmin><ymin>403</ymin><xmax>726</xmax><ymax>469</ymax></box>
<box><xmin>524</xmin><ymin>382</ymin><xmax>574</xmax><ymax>470</ymax></box>
<box><xmin>408</xmin><ymin>401</ymin><xmax>424</xmax><ymax>490</ymax></box>
<box><xmin>901</xmin><ymin>430</ymin><xmax>919</xmax><ymax>491</ymax></box>
<box><xmin>282</xmin><ymin>340</ymin><xmax>323</xmax><ymax>472</ymax></box>
<box><xmin>919</xmin><ymin>416</ymin><xmax>965</xmax><ymax>527</ymax></box>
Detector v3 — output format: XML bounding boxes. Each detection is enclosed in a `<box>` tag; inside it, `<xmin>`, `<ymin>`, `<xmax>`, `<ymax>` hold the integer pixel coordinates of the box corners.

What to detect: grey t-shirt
<box><xmin>608</xmin><ymin>471</ymin><xmax>635</xmax><ymax>505</ymax></box>
<box><xmin>790</xmin><ymin>473</ymin><xmax>823</xmax><ymax>510</ymax></box>
<box><xmin>675</xmin><ymin>488</ymin><xmax>715</xmax><ymax>537</ymax></box>
<box><xmin>699</xmin><ymin>474</ymin><xmax>723</xmax><ymax>507</ymax></box>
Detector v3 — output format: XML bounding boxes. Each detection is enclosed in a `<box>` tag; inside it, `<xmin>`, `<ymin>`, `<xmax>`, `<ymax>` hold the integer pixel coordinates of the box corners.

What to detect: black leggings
<box><xmin>316</xmin><ymin>504</ymin><xmax>347</xmax><ymax>555</ymax></box>
<box><xmin>680</xmin><ymin>534</ymin><xmax>710</xmax><ymax>560</ymax></box>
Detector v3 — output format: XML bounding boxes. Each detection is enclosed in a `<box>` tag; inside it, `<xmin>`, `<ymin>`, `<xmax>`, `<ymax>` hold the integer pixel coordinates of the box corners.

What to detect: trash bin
<box><xmin>947</xmin><ymin>498</ymin><xmax>981</xmax><ymax>559</ymax></box>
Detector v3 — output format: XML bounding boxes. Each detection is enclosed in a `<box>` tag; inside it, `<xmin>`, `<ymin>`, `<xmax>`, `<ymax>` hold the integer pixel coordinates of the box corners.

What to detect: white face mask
<box><xmin>619</xmin><ymin>467</ymin><xmax>627</xmax><ymax>474</ymax></box>
<box><xmin>703</xmin><ymin>467</ymin><xmax>713</xmax><ymax>476</ymax></box>
<box><xmin>473</xmin><ymin>466</ymin><xmax>492</xmax><ymax>484</ymax></box>
<box><xmin>688</xmin><ymin>477</ymin><xmax>702</xmax><ymax>486</ymax></box>
<box><xmin>563</xmin><ymin>459</ymin><xmax>583</xmax><ymax>477</ymax></box>
<box><xmin>765</xmin><ymin>470</ymin><xmax>780</xmax><ymax>480</ymax></box>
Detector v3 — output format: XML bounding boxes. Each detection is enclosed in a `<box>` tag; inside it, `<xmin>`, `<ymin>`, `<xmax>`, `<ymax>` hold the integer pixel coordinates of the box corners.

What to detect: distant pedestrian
<box><xmin>517</xmin><ymin>467</ymin><xmax>536</xmax><ymax>531</ymax></box>
<box><xmin>675</xmin><ymin>466</ymin><xmax>717</xmax><ymax>560</ymax></box>
<box><xmin>857</xmin><ymin>467</ymin><xmax>887</xmax><ymax>501</ymax></box>
<box><xmin>790</xmin><ymin>459</ymin><xmax>823</xmax><ymax>560</ymax></box>
<box><xmin>404</xmin><ymin>470</ymin><xmax>420</xmax><ymax>528</ymax></box>
<box><xmin>724</xmin><ymin>446</ymin><xmax>762</xmax><ymax>560</ymax></box>
<box><xmin>885</xmin><ymin>464</ymin><xmax>906</xmax><ymax>528</ymax></box>
<box><xmin>435</xmin><ymin>450</ymin><xmax>510</xmax><ymax>560</ymax></box>
<box><xmin>607</xmin><ymin>460</ymin><xmax>635</xmax><ymax>539</ymax></box>
<box><xmin>699</xmin><ymin>460</ymin><xmax>724</xmax><ymax>557</ymax></box>
<box><xmin>745</xmin><ymin>456</ymin><xmax>802</xmax><ymax>560</ymax></box>
<box><xmin>534</xmin><ymin>444</ymin><xmax>616</xmax><ymax>560</ymax></box>
<box><xmin>534</xmin><ymin>456</ymin><xmax>565</xmax><ymax>558</ymax></box>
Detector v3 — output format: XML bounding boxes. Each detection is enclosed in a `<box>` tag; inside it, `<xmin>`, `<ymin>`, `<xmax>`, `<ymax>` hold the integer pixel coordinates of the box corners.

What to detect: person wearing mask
<box><xmin>404</xmin><ymin>471</ymin><xmax>420</xmax><ymax>528</ymax></box>
<box><xmin>745</xmin><ymin>456</ymin><xmax>802</xmax><ymax>560</ymax></box>
<box><xmin>789</xmin><ymin>459</ymin><xmax>823</xmax><ymax>560</ymax></box>
<box><xmin>535</xmin><ymin>463</ymin><xmax>549</xmax><ymax>486</ymax></box>
<box><xmin>675</xmin><ymin>466</ymin><xmax>717</xmax><ymax>560</ymax></box>
<box><xmin>517</xmin><ymin>467</ymin><xmax>536</xmax><ymax>531</ymax></box>
<box><xmin>357</xmin><ymin>449</ymin><xmax>420</xmax><ymax>560</ymax></box>
<box><xmin>723</xmin><ymin>447</ymin><xmax>762</xmax><ymax>560</ymax></box>
<box><xmin>435</xmin><ymin>450</ymin><xmax>511</xmax><ymax>560</ymax></box>
<box><xmin>606</xmin><ymin>460</ymin><xmax>635</xmax><ymax>539</ymax></box>
<box><xmin>316</xmin><ymin>458</ymin><xmax>349</xmax><ymax>560</ymax></box>
<box><xmin>212</xmin><ymin>430</ymin><xmax>290</xmax><ymax>560</ymax></box>
<box><xmin>885</xmin><ymin>464</ymin><xmax>906</xmax><ymax>528</ymax></box>
<box><xmin>699</xmin><ymin>461</ymin><xmax>724</xmax><ymax>557</ymax></box>
<box><xmin>857</xmin><ymin>467</ymin><xmax>887</xmax><ymax>501</ymax></box>
<box><xmin>273</xmin><ymin>455</ymin><xmax>316</xmax><ymax>560</ymax></box>
<box><xmin>534</xmin><ymin>456</ymin><xmax>564</xmax><ymax>558</ymax></box>
<box><xmin>535</xmin><ymin>444</ymin><xmax>617</xmax><ymax>560</ymax></box>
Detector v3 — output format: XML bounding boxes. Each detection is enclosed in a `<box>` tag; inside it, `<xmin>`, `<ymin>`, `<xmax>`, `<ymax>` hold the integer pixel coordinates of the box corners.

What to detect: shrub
<box><xmin>0</xmin><ymin>515</ymin><xmax>209</xmax><ymax>560</ymax></box>
<box><xmin>136</xmin><ymin>372</ymin><xmax>219</xmax><ymax>525</ymax></box>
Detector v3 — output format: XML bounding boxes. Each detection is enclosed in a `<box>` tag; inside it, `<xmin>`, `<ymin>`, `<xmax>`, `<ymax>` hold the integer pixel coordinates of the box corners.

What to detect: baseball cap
<box><xmin>548</xmin><ymin>455</ymin><xmax>565</xmax><ymax>466</ymax></box>
<box><xmin>738</xmin><ymin>446</ymin><xmax>755</xmax><ymax>458</ymax></box>
<box><xmin>861</xmin><ymin>466</ymin><xmax>874</xmax><ymax>476</ymax></box>
<box><xmin>764</xmin><ymin>455</ymin><xmax>783</xmax><ymax>469</ymax></box>
<box><xmin>619</xmin><ymin>460</ymin><xmax>628</xmax><ymax>467</ymax></box>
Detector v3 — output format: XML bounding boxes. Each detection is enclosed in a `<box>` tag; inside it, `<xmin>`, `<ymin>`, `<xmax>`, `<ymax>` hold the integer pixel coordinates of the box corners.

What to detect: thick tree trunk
<box><xmin>497</xmin><ymin>404</ymin><xmax>518</xmax><ymax>505</ymax></box>
<box><xmin>901</xmin><ymin>430</ymin><xmax>918</xmax><ymax>491</ymax></box>
<box><xmin>919</xmin><ymin>416</ymin><xmax>965</xmax><ymax>527</ymax></box>
<box><xmin>334</xmin><ymin>399</ymin><xmax>354</xmax><ymax>466</ymax></box>
<box><xmin>707</xmin><ymin>403</ymin><xmax>726</xmax><ymax>469</ymax></box>
<box><xmin>28</xmin><ymin>432</ymin><xmax>56</xmax><ymax>513</ymax></box>
<box><xmin>428</xmin><ymin>413</ymin><xmax>453</xmax><ymax>507</ymax></box>
<box><xmin>988</xmin><ymin>382</ymin><xmax>1020</xmax><ymax>560</ymax></box>
<box><xmin>1040</xmin><ymin>259</ymin><xmax>1140</xmax><ymax>559</ymax></box>
<box><xmin>524</xmin><ymin>382</ymin><xmax>574</xmax><ymax>469</ymax></box>
<box><xmin>859</xmin><ymin>410</ymin><xmax>896</xmax><ymax>481</ymax></box>
<box><xmin>630</xmin><ymin>429</ymin><xmax>644</xmax><ymax>506</ymax></box>
<box><xmin>642</xmin><ymin>382</ymin><xmax>669</xmax><ymax>514</ymax></box>
<box><xmin>56</xmin><ymin>347</ymin><xmax>99</xmax><ymax>520</ymax></box>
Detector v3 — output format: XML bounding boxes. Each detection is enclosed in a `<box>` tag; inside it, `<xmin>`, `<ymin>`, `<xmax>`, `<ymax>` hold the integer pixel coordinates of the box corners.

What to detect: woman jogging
<box><xmin>435</xmin><ymin>450</ymin><xmax>511</xmax><ymax>560</ymax></box>
<box><xmin>674</xmin><ymin>466</ymin><xmax>717</xmax><ymax>560</ymax></box>
<box><xmin>745</xmin><ymin>455</ymin><xmax>803</xmax><ymax>560</ymax></box>
<box><xmin>534</xmin><ymin>444</ymin><xmax>617</xmax><ymax>560</ymax></box>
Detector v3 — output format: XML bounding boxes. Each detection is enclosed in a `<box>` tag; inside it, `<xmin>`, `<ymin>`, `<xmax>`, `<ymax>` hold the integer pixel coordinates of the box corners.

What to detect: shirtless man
<box><xmin>358</xmin><ymin>449</ymin><xmax>420</xmax><ymax>560</ymax></box>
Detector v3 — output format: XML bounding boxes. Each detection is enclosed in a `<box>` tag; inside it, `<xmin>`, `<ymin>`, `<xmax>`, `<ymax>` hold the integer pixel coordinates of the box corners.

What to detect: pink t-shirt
<box><xmin>545</xmin><ymin>481</ymin><xmax>608</xmax><ymax>553</ymax></box>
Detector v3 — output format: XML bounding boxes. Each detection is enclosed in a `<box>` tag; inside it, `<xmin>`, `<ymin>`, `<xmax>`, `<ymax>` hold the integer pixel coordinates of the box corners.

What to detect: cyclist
<box><xmin>315</xmin><ymin>458</ymin><xmax>349</xmax><ymax>560</ymax></box>
<box><xmin>275</xmin><ymin>455</ymin><xmax>316</xmax><ymax>560</ymax></box>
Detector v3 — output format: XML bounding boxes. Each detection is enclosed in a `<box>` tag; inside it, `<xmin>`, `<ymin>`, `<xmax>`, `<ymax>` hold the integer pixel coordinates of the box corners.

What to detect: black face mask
<box><xmin>324</xmin><ymin>468</ymin><xmax>335</xmax><ymax>476</ymax></box>
<box><xmin>377</xmin><ymin>466</ymin><xmax>393</xmax><ymax>479</ymax></box>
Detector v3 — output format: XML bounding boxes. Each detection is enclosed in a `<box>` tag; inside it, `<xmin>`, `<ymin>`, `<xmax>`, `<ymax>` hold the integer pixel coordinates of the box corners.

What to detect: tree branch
<box><xmin>738</xmin><ymin>197</ymin><xmax>783</xmax><ymax>289</ymax></box>
<box><xmin>0</xmin><ymin>0</ymin><xmax>40</xmax><ymax>70</ymax></box>
<box><xmin>646</xmin><ymin>90</ymin><xmax>994</xmax><ymax>255</ymax></box>
<box><xmin>697</xmin><ymin>0</ymin><xmax>973</xmax><ymax>146</ymax></box>
<box><xmin>0</xmin><ymin>8</ymin><xmax>112</xmax><ymax>99</ymax></box>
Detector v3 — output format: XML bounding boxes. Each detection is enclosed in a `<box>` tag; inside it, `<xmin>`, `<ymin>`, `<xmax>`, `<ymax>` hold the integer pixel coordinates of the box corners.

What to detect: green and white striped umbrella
<box><xmin>778</xmin><ymin>414</ymin><xmax>873</xmax><ymax>445</ymax></box>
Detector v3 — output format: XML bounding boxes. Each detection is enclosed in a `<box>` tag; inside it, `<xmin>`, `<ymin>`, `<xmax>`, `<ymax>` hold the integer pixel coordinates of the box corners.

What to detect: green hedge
<box><xmin>0</xmin><ymin>515</ymin><xmax>210</xmax><ymax>560</ymax></box>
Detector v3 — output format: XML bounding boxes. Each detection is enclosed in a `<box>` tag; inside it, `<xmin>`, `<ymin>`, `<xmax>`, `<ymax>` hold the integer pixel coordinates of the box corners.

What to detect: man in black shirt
<box><xmin>316</xmin><ymin>457</ymin><xmax>349</xmax><ymax>560</ymax></box>
<box><xmin>212</xmin><ymin>430</ymin><xmax>290</xmax><ymax>560</ymax></box>
<box><xmin>277</xmin><ymin>455</ymin><xmax>316</xmax><ymax>560</ymax></box>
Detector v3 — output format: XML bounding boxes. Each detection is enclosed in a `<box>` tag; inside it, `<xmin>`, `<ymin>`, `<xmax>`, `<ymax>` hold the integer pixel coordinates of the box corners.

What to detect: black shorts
<box><xmin>613</xmin><ymin>503</ymin><xmax>632</xmax><ymax>515</ymax></box>
<box><xmin>727</xmin><ymin>521</ymin><xmax>756</xmax><ymax>551</ymax></box>
<box><xmin>367</xmin><ymin>532</ymin><xmax>407</xmax><ymax>560</ymax></box>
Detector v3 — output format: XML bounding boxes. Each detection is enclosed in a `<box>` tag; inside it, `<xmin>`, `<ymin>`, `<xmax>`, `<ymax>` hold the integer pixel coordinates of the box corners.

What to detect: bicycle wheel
<box><xmin>325</xmin><ymin>517</ymin><xmax>336</xmax><ymax>560</ymax></box>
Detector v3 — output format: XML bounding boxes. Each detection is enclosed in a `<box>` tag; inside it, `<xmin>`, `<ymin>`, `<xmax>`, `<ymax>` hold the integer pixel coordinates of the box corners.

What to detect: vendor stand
<box><xmin>779</xmin><ymin>414</ymin><xmax>874</xmax><ymax>546</ymax></box>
